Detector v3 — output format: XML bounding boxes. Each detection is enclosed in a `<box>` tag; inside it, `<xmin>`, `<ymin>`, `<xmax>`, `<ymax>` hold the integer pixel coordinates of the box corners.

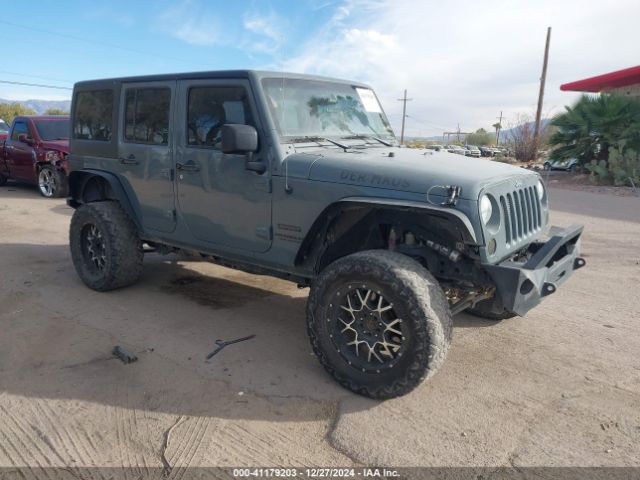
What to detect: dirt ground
<box><xmin>1</xmin><ymin>182</ymin><xmax>639</xmax><ymax>476</ymax></box>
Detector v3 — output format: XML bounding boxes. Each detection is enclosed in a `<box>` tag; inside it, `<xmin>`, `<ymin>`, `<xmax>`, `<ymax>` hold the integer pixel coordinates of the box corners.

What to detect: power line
<box><xmin>404</xmin><ymin>114</ymin><xmax>448</xmax><ymax>132</ymax></box>
<box><xmin>0</xmin><ymin>80</ymin><xmax>72</xmax><ymax>91</ymax></box>
<box><xmin>0</xmin><ymin>70</ymin><xmax>73</xmax><ymax>85</ymax></box>
<box><xmin>0</xmin><ymin>19</ymin><xmax>209</xmax><ymax>68</ymax></box>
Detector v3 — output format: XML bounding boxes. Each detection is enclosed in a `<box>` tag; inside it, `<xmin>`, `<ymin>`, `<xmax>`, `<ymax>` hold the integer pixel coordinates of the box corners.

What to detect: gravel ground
<box><xmin>0</xmin><ymin>182</ymin><xmax>639</xmax><ymax>476</ymax></box>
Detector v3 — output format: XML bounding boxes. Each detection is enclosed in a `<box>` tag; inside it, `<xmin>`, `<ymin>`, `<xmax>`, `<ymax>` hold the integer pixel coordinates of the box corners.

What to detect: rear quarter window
<box><xmin>73</xmin><ymin>90</ymin><xmax>114</xmax><ymax>141</ymax></box>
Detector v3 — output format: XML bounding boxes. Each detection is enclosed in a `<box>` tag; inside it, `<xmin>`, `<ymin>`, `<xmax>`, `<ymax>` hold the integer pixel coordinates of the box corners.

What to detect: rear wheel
<box><xmin>70</xmin><ymin>201</ymin><xmax>143</xmax><ymax>291</ymax></box>
<box><xmin>307</xmin><ymin>250</ymin><xmax>452</xmax><ymax>399</ymax></box>
<box><xmin>38</xmin><ymin>165</ymin><xmax>67</xmax><ymax>198</ymax></box>
<box><xmin>0</xmin><ymin>173</ymin><xmax>7</xmax><ymax>186</ymax></box>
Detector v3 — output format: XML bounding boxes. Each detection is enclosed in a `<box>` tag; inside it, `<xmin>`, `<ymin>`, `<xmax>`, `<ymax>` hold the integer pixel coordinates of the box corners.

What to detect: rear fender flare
<box><xmin>68</xmin><ymin>169</ymin><xmax>142</xmax><ymax>229</ymax></box>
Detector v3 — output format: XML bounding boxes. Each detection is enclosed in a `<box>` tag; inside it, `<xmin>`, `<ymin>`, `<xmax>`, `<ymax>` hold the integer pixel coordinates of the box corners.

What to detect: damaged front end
<box><xmin>483</xmin><ymin>224</ymin><xmax>585</xmax><ymax>316</ymax></box>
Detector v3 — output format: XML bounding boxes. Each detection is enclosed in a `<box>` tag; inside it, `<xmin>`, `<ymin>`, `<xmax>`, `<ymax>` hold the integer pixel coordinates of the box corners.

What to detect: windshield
<box><xmin>0</xmin><ymin>120</ymin><xmax>9</xmax><ymax>132</ymax></box>
<box><xmin>261</xmin><ymin>78</ymin><xmax>395</xmax><ymax>141</ymax></box>
<box><xmin>34</xmin><ymin>119</ymin><xmax>70</xmax><ymax>141</ymax></box>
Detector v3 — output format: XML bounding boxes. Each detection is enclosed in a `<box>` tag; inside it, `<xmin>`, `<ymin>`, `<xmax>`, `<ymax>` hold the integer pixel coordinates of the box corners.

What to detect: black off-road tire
<box><xmin>307</xmin><ymin>250</ymin><xmax>452</xmax><ymax>399</ymax></box>
<box><xmin>466</xmin><ymin>298</ymin><xmax>517</xmax><ymax>321</ymax></box>
<box><xmin>69</xmin><ymin>201</ymin><xmax>143</xmax><ymax>291</ymax></box>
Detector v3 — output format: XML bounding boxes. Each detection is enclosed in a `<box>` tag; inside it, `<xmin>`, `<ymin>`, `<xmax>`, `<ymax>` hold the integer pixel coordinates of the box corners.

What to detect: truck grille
<box><xmin>499</xmin><ymin>186</ymin><xmax>542</xmax><ymax>246</ymax></box>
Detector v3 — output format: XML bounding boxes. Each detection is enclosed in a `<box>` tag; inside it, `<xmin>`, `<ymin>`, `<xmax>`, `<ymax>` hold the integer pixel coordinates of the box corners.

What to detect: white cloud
<box><xmin>242</xmin><ymin>11</ymin><xmax>287</xmax><ymax>55</ymax></box>
<box><xmin>156</xmin><ymin>0</ymin><xmax>221</xmax><ymax>46</ymax></box>
<box><xmin>282</xmin><ymin>0</ymin><xmax>640</xmax><ymax>137</ymax></box>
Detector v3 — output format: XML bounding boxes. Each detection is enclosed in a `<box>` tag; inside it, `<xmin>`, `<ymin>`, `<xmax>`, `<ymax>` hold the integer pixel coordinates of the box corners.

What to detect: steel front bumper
<box><xmin>483</xmin><ymin>224</ymin><xmax>585</xmax><ymax>316</ymax></box>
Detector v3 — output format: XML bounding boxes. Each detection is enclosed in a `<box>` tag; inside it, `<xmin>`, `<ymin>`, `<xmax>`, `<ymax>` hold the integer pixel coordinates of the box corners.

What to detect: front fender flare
<box><xmin>294</xmin><ymin>196</ymin><xmax>479</xmax><ymax>268</ymax></box>
<box><xmin>339</xmin><ymin>196</ymin><xmax>478</xmax><ymax>243</ymax></box>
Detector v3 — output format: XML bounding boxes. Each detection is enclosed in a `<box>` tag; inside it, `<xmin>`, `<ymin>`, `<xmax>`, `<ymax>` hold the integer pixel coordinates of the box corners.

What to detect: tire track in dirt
<box><xmin>164</xmin><ymin>416</ymin><xmax>210</xmax><ymax>480</ymax></box>
<box><xmin>0</xmin><ymin>404</ymin><xmax>56</xmax><ymax>479</ymax></box>
<box><xmin>30</xmin><ymin>400</ymin><xmax>102</xmax><ymax>473</ymax></box>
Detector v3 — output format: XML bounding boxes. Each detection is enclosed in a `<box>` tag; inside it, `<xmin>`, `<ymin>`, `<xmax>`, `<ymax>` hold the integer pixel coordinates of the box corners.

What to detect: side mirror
<box><xmin>221</xmin><ymin>124</ymin><xmax>258</xmax><ymax>154</ymax></box>
<box><xmin>18</xmin><ymin>133</ymin><xmax>31</xmax><ymax>144</ymax></box>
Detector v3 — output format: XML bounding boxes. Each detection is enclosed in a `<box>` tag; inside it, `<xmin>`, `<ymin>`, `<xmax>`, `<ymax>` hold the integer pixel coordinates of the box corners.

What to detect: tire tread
<box><xmin>307</xmin><ymin>250</ymin><xmax>452</xmax><ymax>399</ymax></box>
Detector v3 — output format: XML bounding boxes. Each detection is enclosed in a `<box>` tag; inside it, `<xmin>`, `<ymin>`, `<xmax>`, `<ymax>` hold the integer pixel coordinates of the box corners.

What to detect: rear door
<box><xmin>117</xmin><ymin>81</ymin><xmax>176</xmax><ymax>233</ymax></box>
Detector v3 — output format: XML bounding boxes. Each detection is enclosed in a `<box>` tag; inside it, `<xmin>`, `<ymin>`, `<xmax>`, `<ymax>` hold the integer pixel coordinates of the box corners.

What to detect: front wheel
<box><xmin>38</xmin><ymin>165</ymin><xmax>67</xmax><ymax>198</ymax></box>
<box><xmin>70</xmin><ymin>201</ymin><xmax>143</xmax><ymax>291</ymax></box>
<box><xmin>307</xmin><ymin>250</ymin><xmax>452</xmax><ymax>399</ymax></box>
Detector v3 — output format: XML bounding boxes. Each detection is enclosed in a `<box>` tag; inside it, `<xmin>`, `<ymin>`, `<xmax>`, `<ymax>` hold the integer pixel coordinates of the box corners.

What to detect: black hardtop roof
<box><xmin>73</xmin><ymin>70</ymin><xmax>372</xmax><ymax>89</ymax></box>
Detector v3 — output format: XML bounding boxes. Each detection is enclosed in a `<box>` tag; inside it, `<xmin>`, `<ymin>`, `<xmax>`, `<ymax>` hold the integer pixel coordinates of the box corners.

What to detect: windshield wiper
<box><xmin>340</xmin><ymin>134</ymin><xmax>394</xmax><ymax>147</ymax></box>
<box><xmin>287</xmin><ymin>136</ymin><xmax>349</xmax><ymax>152</ymax></box>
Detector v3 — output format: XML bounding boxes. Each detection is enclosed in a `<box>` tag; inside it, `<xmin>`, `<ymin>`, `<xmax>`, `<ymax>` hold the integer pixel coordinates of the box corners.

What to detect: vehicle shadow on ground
<box><xmin>0</xmin><ymin>181</ymin><xmax>43</xmax><ymax>197</ymax></box>
<box><xmin>0</xmin><ymin>242</ymin><xmax>494</xmax><ymax>421</ymax></box>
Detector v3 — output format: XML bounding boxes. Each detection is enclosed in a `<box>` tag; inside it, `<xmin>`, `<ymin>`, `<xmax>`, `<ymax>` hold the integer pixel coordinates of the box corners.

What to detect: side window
<box><xmin>73</xmin><ymin>90</ymin><xmax>114</xmax><ymax>141</ymax></box>
<box><xmin>187</xmin><ymin>86</ymin><xmax>254</xmax><ymax>148</ymax></box>
<box><xmin>11</xmin><ymin>121</ymin><xmax>29</xmax><ymax>141</ymax></box>
<box><xmin>124</xmin><ymin>88</ymin><xmax>170</xmax><ymax>145</ymax></box>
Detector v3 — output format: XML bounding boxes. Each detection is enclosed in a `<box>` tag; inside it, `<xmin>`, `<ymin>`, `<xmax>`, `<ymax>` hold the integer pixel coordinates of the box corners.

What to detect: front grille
<box><xmin>499</xmin><ymin>186</ymin><xmax>542</xmax><ymax>246</ymax></box>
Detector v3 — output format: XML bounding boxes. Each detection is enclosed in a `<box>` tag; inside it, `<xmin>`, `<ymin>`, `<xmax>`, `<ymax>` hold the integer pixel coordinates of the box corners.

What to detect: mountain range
<box><xmin>0</xmin><ymin>98</ymin><xmax>72</xmax><ymax>115</ymax></box>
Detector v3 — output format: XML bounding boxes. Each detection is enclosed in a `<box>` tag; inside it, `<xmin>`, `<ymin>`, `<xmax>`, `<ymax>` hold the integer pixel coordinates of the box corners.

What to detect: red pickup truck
<box><xmin>0</xmin><ymin>115</ymin><xmax>70</xmax><ymax>197</ymax></box>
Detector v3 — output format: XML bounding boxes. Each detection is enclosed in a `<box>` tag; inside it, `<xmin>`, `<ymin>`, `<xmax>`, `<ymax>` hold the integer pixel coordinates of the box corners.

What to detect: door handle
<box><xmin>119</xmin><ymin>154</ymin><xmax>138</xmax><ymax>165</ymax></box>
<box><xmin>176</xmin><ymin>162</ymin><xmax>200</xmax><ymax>172</ymax></box>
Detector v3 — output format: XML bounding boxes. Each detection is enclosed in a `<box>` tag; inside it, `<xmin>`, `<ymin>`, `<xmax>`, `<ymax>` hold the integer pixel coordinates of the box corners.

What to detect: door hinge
<box><xmin>255</xmin><ymin>226</ymin><xmax>272</xmax><ymax>240</ymax></box>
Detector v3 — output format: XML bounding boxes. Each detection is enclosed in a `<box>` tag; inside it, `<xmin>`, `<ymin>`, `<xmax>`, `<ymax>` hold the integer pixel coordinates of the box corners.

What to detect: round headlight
<box><xmin>536</xmin><ymin>179</ymin><xmax>545</xmax><ymax>200</ymax></box>
<box><xmin>480</xmin><ymin>195</ymin><xmax>492</xmax><ymax>225</ymax></box>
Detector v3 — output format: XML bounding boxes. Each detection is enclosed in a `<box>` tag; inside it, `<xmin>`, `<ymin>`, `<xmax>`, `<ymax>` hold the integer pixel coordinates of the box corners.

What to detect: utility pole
<box><xmin>534</xmin><ymin>27</ymin><xmax>551</xmax><ymax>157</ymax></box>
<box><xmin>397</xmin><ymin>89</ymin><xmax>412</xmax><ymax>145</ymax></box>
<box><xmin>494</xmin><ymin>111</ymin><xmax>503</xmax><ymax>145</ymax></box>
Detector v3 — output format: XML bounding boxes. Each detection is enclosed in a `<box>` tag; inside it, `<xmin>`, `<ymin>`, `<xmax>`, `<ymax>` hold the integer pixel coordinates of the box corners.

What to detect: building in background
<box><xmin>560</xmin><ymin>65</ymin><xmax>640</xmax><ymax>97</ymax></box>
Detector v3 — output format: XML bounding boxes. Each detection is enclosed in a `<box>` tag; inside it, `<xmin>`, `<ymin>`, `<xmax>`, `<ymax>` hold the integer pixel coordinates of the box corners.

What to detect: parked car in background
<box><xmin>464</xmin><ymin>145</ymin><xmax>481</xmax><ymax>157</ymax></box>
<box><xmin>543</xmin><ymin>158</ymin><xmax>579</xmax><ymax>172</ymax></box>
<box><xmin>479</xmin><ymin>146</ymin><xmax>495</xmax><ymax>157</ymax></box>
<box><xmin>426</xmin><ymin>144</ymin><xmax>447</xmax><ymax>152</ymax></box>
<box><xmin>0</xmin><ymin>119</ymin><xmax>9</xmax><ymax>141</ymax></box>
<box><xmin>0</xmin><ymin>116</ymin><xmax>70</xmax><ymax>197</ymax></box>
<box><xmin>449</xmin><ymin>146</ymin><xmax>467</xmax><ymax>155</ymax></box>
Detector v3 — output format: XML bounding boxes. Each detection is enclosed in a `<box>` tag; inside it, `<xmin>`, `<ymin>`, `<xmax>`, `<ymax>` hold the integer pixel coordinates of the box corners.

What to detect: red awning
<box><xmin>560</xmin><ymin>65</ymin><xmax>640</xmax><ymax>92</ymax></box>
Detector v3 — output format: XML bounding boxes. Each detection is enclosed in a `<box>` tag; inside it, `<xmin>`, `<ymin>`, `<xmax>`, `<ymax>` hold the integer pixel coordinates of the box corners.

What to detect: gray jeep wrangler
<box><xmin>66</xmin><ymin>70</ymin><xmax>585</xmax><ymax>398</ymax></box>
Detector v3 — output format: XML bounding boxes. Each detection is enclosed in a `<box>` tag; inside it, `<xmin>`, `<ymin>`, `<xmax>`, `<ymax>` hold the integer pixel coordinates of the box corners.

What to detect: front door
<box><xmin>175</xmin><ymin>79</ymin><xmax>272</xmax><ymax>253</ymax></box>
<box><xmin>6</xmin><ymin>120</ymin><xmax>35</xmax><ymax>181</ymax></box>
<box><xmin>117</xmin><ymin>81</ymin><xmax>176</xmax><ymax>233</ymax></box>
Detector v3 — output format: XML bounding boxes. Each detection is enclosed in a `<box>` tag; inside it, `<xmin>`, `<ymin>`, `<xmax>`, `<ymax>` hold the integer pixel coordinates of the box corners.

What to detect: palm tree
<box><xmin>549</xmin><ymin>94</ymin><xmax>640</xmax><ymax>164</ymax></box>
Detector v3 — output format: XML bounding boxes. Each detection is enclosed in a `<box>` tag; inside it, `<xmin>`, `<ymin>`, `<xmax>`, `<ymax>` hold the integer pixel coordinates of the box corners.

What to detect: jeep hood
<box><xmin>282</xmin><ymin>147</ymin><xmax>539</xmax><ymax>200</ymax></box>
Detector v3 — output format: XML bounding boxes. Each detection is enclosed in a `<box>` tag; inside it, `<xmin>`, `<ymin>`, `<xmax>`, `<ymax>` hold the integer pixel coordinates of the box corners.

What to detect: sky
<box><xmin>0</xmin><ymin>0</ymin><xmax>638</xmax><ymax>137</ymax></box>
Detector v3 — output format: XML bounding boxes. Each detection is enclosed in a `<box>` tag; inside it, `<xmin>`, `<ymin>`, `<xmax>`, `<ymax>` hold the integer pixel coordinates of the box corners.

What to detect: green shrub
<box><xmin>608</xmin><ymin>148</ymin><xmax>640</xmax><ymax>186</ymax></box>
